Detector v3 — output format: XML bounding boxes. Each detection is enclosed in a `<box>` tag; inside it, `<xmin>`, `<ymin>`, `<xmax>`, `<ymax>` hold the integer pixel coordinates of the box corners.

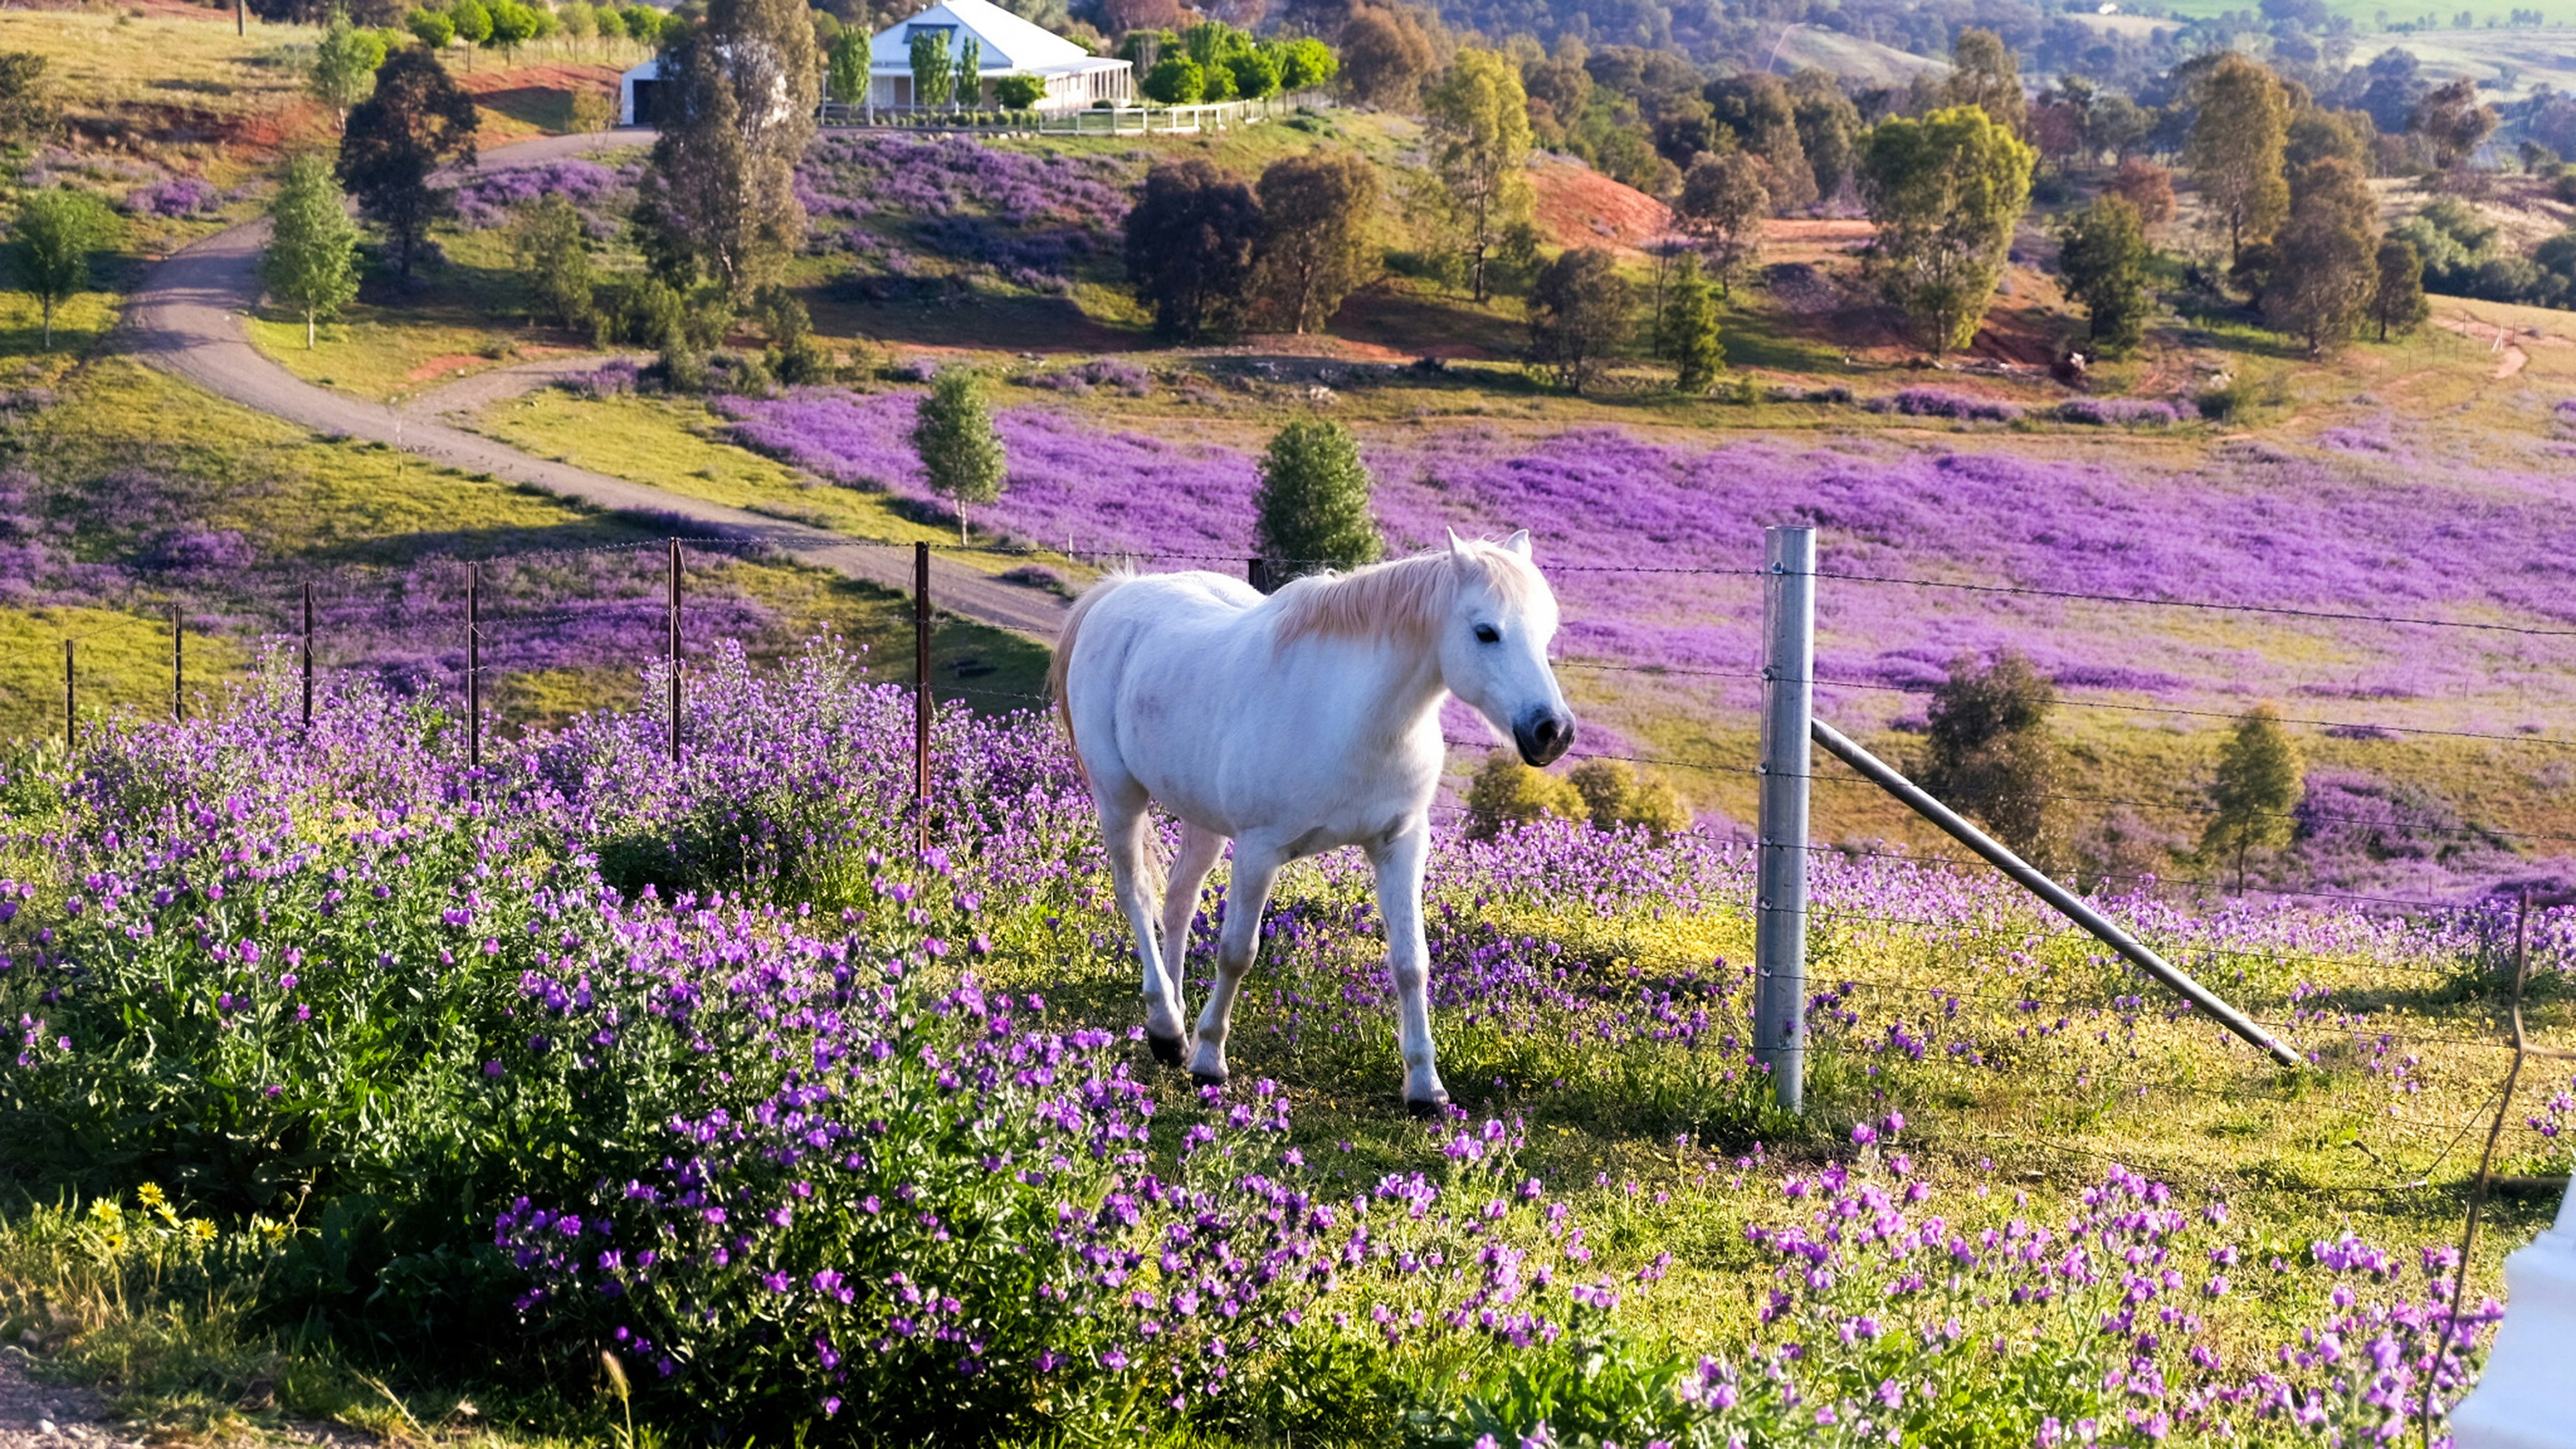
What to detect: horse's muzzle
<box><xmin>1515</xmin><ymin>710</ymin><xmax>1576</xmax><ymax>767</ymax></box>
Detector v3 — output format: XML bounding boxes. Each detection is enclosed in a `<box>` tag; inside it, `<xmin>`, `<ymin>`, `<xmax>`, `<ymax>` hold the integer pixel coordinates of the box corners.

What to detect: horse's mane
<box><xmin>1269</xmin><ymin>543</ymin><xmax>1545</xmax><ymax>647</ymax></box>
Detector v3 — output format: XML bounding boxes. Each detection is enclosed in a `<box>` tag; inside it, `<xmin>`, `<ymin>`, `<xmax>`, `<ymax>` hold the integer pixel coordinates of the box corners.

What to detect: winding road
<box><xmin>126</xmin><ymin>129</ymin><xmax>1069</xmax><ymax>640</ymax></box>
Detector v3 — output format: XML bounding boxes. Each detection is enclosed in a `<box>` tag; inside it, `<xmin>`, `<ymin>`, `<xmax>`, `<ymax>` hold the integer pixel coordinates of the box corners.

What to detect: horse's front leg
<box><xmin>1188</xmin><ymin>838</ymin><xmax>1286</xmax><ymax>1088</ymax></box>
<box><xmin>1371</xmin><ymin>824</ymin><xmax>1448</xmax><ymax>1118</ymax></box>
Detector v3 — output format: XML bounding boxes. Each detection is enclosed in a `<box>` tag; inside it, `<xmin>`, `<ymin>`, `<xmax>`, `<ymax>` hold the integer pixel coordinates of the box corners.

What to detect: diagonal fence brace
<box><xmin>1810</xmin><ymin>717</ymin><xmax>2305</xmax><ymax>1069</ymax></box>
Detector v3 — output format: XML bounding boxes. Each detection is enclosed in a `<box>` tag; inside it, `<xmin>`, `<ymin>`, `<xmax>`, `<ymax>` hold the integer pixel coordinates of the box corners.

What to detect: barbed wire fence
<box><xmin>1</xmin><ymin>525</ymin><xmax>2570</xmax><ymax>1215</ymax></box>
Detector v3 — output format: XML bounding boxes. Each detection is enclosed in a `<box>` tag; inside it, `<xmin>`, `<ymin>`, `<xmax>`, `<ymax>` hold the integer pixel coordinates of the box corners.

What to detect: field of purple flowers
<box><xmin>0</xmin><ymin>645</ymin><xmax>2565</xmax><ymax>1445</ymax></box>
<box><xmin>793</xmin><ymin>134</ymin><xmax>1132</xmax><ymax>294</ymax></box>
<box><xmin>718</xmin><ymin>389</ymin><xmax>2576</xmax><ymax>732</ymax></box>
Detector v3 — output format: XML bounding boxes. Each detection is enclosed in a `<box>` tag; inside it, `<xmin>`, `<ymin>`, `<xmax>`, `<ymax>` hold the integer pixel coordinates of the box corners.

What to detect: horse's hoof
<box><xmin>1403</xmin><ymin>1093</ymin><xmax>1451</xmax><ymax>1121</ymax></box>
<box><xmin>1191</xmin><ymin>1069</ymin><xmax>1230</xmax><ymax>1090</ymax></box>
<box><xmin>1145</xmin><ymin>1031</ymin><xmax>1189</xmax><ymax>1068</ymax></box>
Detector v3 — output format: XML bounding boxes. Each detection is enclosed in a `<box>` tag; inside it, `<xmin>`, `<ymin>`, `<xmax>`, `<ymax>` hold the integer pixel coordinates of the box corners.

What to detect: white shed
<box><xmin>867</xmin><ymin>0</ymin><xmax>1131</xmax><ymax>111</ymax></box>
<box><xmin>619</xmin><ymin>57</ymin><xmax>662</xmax><ymax>126</ymax></box>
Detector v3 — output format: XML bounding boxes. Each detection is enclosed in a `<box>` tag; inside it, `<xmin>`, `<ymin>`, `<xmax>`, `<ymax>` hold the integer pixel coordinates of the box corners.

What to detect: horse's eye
<box><xmin>1473</xmin><ymin>624</ymin><xmax>1500</xmax><ymax>644</ymax></box>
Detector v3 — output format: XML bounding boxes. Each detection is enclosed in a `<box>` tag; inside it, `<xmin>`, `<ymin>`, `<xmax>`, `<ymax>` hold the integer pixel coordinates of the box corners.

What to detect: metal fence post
<box><xmin>466</xmin><ymin>561</ymin><xmax>481</xmax><ymax>782</ymax></box>
<box><xmin>62</xmin><ymin>638</ymin><xmax>74</xmax><ymax>752</ymax></box>
<box><xmin>301</xmin><ymin>580</ymin><xmax>314</xmax><ymax>730</ymax></box>
<box><xmin>667</xmin><ymin>540</ymin><xmax>682</xmax><ymax>766</ymax></box>
<box><xmin>1248</xmin><ymin>557</ymin><xmax>1271</xmax><ymax>594</ymax></box>
<box><xmin>1755</xmin><ymin>525</ymin><xmax>1817</xmax><ymax>1113</ymax></box>
<box><xmin>915</xmin><ymin>542</ymin><xmax>932</xmax><ymax>857</ymax></box>
<box><xmin>171</xmin><ymin>606</ymin><xmax>183</xmax><ymax>723</ymax></box>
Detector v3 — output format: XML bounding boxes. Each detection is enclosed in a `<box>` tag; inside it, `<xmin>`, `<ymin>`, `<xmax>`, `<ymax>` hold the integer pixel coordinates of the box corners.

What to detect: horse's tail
<box><xmin>1046</xmin><ymin>569</ymin><xmax>1135</xmax><ymax>767</ymax></box>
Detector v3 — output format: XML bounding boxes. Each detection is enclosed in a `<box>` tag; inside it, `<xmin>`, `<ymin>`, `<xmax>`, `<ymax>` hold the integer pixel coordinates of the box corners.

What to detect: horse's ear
<box><xmin>1445</xmin><ymin>526</ymin><xmax>1470</xmax><ymax>567</ymax></box>
<box><xmin>1503</xmin><ymin>529</ymin><xmax>1532</xmax><ymax>559</ymax></box>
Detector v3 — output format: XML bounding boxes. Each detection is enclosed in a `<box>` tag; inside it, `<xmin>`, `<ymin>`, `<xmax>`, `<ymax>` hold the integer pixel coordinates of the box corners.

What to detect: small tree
<box><xmin>827</xmin><ymin>30</ymin><xmax>869</xmax><ymax>105</ymax></box>
<box><xmin>1336</xmin><ymin>4</ymin><xmax>1434</xmax><ymax>110</ymax></box>
<box><xmin>0</xmin><ymin>52</ymin><xmax>59</xmax><ymax>149</ymax></box>
<box><xmin>487</xmin><ymin>0</ymin><xmax>539</xmax><ymax>58</ymax></box>
<box><xmin>1253</xmin><ymin>418</ymin><xmax>1380</xmax><ymax>585</ymax></box>
<box><xmin>2264</xmin><ymin>156</ymin><xmax>2379</xmax><ymax>353</ymax></box>
<box><xmin>1919</xmin><ymin>650</ymin><xmax>2061</xmax><ymax>866</ymax></box>
<box><xmin>9</xmin><ymin>188</ymin><xmax>115</xmax><ymax>350</ymax></box>
<box><xmin>1253</xmin><ymin>150</ymin><xmax>1376</xmax><ymax>334</ymax></box>
<box><xmin>2054</xmin><ymin>194</ymin><xmax>2152</xmax><ymax>358</ymax></box>
<box><xmin>2184</xmin><ymin>53</ymin><xmax>2288</xmax><ymax>266</ymax></box>
<box><xmin>408</xmin><ymin>9</ymin><xmax>456</xmax><ymax>49</ymax></box>
<box><xmin>2410</xmin><ymin>77</ymin><xmax>2497</xmax><ymax>172</ymax></box>
<box><xmin>2202</xmin><ymin>704</ymin><xmax>2304</xmax><ymax>889</ymax></box>
<box><xmin>1423</xmin><ymin>50</ymin><xmax>1535</xmax><ymax>303</ymax></box>
<box><xmin>993</xmin><ymin>74</ymin><xmax>1045</xmax><ymax>109</ymax></box>
<box><xmin>2105</xmin><ymin>157</ymin><xmax>2177</xmax><ymax>229</ymax></box>
<box><xmin>512</xmin><ymin>194</ymin><xmax>594</xmax><ymax>329</ymax></box>
<box><xmin>619</xmin><ymin>4</ymin><xmax>662</xmax><ymax>47</ymax></box>
<box><xmin>1274</xmin><ymin>35</ymin><xmax>1337</xmax><ymax>92</ymax></box>
<box><xmin>339</xmin><ymin>46</ymin><xmax>479</xmax><ymax>277</ymax></box>
<box><xmin>1528</xmin><ymin>246</ymin><xmax>1631</xmax><ymax>394</ymax></box>
<box><xmin>1654</xmin><ymin>250</ymin><xmax>1723</xmax><ymax>393</ymax></box>
<box><xmin>1941</xmin><ymin>27</ymin><xmax>2027</xmax><ymax>138</ymax></box>
<box><xmin>909</xmin><ymin>27</ymin><xmax>952</xmax><ymax>109</ymax></box>
<box><xmin>1674</xmin><ymin>149</ymin><xmax>1767</xmax><ymax>296</ymax></box>
<box><xmin>954</xmin><ymin>35</ymin><xmax>980</xmax><ymax>109</ymax></box>
<box><xmin>260</xmin><ymin>152</ymin><xmax>360</xmax><ymax>349</ymax></box>
<box><xmin>450</xmin><ymin>0</ymin><xmax>492</xmax><ymax>66</ymax></box>
<box><xmin>2372</xmin><ymin>237</ymin><xmax>2430</xmax><ymax>341</ymax></box>
<box><xmin>1140</xmin><ymin>54</ymin><xmax>1203</xmax><ymax>105</ymax></box>
<box><xmin>913</xmin><ymin>368</ymin><xmax>1006</xmax><ymax>546</ymax></box>
<box><xmin>310</xmin><ymin>10</ymin><xmax>389</xmax><ymax>129</ymax></box>
<box><xmin>1124</xmin><ymin>157</ymin><xmax>1260</xmax><ymax>340</ymax></box>
<box><xmin>1857</xmin><ymin>105</ymin><xmax>2035</xmax><ymax>355</ymax></box>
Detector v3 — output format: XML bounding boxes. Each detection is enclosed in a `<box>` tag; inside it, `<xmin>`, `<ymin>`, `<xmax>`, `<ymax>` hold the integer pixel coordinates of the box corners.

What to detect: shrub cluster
<box><xmin>1465</xmin><ymin>752</ymin><xmax>1688</xmax><ymax>841</ymax></box>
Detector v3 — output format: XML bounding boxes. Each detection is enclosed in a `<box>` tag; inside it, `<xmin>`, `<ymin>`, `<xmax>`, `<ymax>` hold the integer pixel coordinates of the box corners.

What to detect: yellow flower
<box><xmin>186</xmin><ymin>1219</ymin><xmax>217</xmax><ymax>1244</ymax></box>
<box><xmin>99</xmin><ymin>1229</ymin><xmax>126</xmax><ymax>1254</ymax></box>
<box><xmin>87</xmin><ymin>1198</ymin><xmax>121</xmax><ymax>1225</ymax></box>
<box><xmin>136</xmin><ymin>1183</ymin><xmax>166</xmax><ymax>1209</ymax></box>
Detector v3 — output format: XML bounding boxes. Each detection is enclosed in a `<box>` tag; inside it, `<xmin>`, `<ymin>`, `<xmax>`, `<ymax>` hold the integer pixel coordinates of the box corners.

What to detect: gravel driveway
<box><xmin>123</xmin><ymin>128</ymin><xmax>1068</xmax><ymax>642</ymax></box>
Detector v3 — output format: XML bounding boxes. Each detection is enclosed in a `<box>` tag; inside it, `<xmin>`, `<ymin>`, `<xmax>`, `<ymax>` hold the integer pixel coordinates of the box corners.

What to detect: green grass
<box><xmin>27</xmin><ymin>360</ymin><xmax>1051</xmax><ymax>730</ymax></box>
<box><xmin>0</xmin><ymin>605</ymin><xmax>248</xmax><ymax>744</ymax></box>
<box><xmin>467</xmin><ymin>388</ymin><xmax>1089</xmax><ymax>583</ymax></box>
<box><xmin>248</xmin><ymin>229</ymin><xmax>583</xmax><ymax>402</ymax></box>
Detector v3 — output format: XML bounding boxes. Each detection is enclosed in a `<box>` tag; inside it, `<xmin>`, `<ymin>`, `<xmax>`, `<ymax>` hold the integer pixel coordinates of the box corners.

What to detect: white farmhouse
<box><xmin>866</xmin><ymin>0</ymin><xmax>1131</xmax><ymax>110</ymax></box>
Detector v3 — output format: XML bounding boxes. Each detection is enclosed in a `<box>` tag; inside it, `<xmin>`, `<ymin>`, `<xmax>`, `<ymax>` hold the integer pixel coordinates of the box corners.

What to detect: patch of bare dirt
<box><xmin>0</xmin><ymin>1351</ymin><xmax>143</xmax><ymax>1449</ymax></box>
<box><xmin>453</xmin><ymin>63</ymin><xmax>623</xmax><ymax>98</ymax></box>
<box><xmin>1528</xmin><ymin>157</ymin><xmax>1670</xmax><ymax>256</ymax></box>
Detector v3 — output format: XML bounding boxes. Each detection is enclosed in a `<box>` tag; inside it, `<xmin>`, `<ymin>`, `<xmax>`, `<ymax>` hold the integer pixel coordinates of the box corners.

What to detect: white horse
<box><xmin>1048</xmin><ymin>530</ymin><xmax>1575</xmax><ymax>1116</ymax></box>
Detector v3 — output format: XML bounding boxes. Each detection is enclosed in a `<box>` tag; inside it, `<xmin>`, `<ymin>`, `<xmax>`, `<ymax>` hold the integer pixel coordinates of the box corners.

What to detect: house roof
<box><xmin>867</xmin><ymin>0</ymin><xmax>1101</xmax><ymax>72</ymax></box>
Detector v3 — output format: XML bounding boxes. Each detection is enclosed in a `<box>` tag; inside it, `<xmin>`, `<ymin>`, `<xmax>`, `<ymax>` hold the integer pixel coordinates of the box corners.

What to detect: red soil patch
<box><xmin>406</xmin><ymin>354</ymin><xmax>491</xmax><ymax>383</ymax></box>
<box><xmin>1529</xmin><ymin>157</ymin><xmax>1670</xmax><ymax>256</ymax></box>
<box><xmin>454</xmin><ymin>63</ymin><xmax>623</xmax><ymax>97</ymax></box>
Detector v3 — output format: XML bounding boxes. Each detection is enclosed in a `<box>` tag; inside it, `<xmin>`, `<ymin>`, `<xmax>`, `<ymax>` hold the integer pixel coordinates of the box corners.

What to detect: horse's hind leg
<box><xmin>1189</xmin><ymin>838</ymin><xmax>1286</xmax><ymax>1089</ymax></box>
<box><xmin>1155</xmin><ymin>821</ymin><xmax>1227</xmax><ymax>1059</ymax></box>
<box><xmin>1100</xmin><ymin>792</ymin><xmax>1190</xmax><ymax>1065</ymax></box>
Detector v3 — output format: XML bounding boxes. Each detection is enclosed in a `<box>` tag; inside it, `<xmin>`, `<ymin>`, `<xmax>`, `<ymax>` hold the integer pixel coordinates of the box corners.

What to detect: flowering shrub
<box><xmin>2056</xmin><ymin>398</ymin><xmax>2180</xmax><ymax>427</ymax></box>
<box><xmin>454</xmin><ymin>159</ymin><xmax>635</xmax><ymax>234</ymax></box>
<box><xmin>125</xmin><ymin>175</ymin><xmax>220</xmax><ymax>218</ymax></box>
<box><xmin>1871</xmin><ymin>388</ymin><xmax>2026</xmax><ymax>423</ymax></box>
<box><xmin>1024</xmin><ymin>357</ymin><xmax>1153</xmax><ymax>396</ymax></box>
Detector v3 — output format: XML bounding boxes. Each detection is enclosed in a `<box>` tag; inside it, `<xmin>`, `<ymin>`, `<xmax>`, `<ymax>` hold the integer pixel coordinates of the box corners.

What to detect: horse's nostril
<box><xmin>1535</xmin><ymin>718</ymin><xmax>1560</xmax><ymax>744</ymax></box>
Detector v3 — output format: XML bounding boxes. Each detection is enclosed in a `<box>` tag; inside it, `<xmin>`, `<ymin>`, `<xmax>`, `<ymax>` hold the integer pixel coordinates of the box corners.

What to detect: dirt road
<box><xmin>123</xmin><ymin>129</ymin><xmax>1068</xmax><ymax>641</ymax></box>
